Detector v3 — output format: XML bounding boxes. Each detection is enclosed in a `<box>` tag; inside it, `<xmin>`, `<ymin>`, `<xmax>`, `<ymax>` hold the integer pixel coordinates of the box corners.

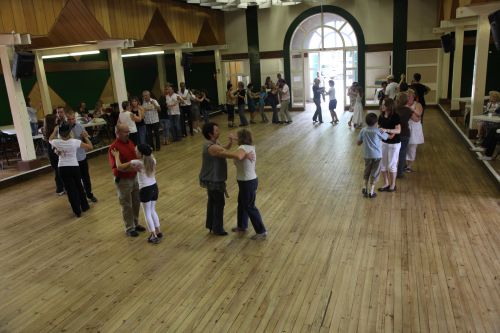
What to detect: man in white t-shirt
<box><xmin>179</xmin><ymin>82</ymin><xmax>193</xmax><ymax>137</ymax></box>
<box><xmin>142</xmin><ymin>90</ymin><xmax>161</xmax><ymax>151</ymax></box>
<box><xmin>165</xmin><ymin>85</ymin><xmax>183</xmax><ymax>141</ymax></box>
<box><xmin>278</xmin><ymin>80</ymin><xmax>292</xmax><ymax>123</ymax></box>
<box><xmin>385</xmin><ymin>75</ymin><xmax>399</xmax><ymax>99</ymax></box>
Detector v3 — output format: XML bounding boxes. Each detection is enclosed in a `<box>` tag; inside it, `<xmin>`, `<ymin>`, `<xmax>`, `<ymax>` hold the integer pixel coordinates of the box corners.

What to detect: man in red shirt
<box><xmin>108</xmin><ymin>123</ymin><xmax>146</xmax><ymax>237</ymax></box>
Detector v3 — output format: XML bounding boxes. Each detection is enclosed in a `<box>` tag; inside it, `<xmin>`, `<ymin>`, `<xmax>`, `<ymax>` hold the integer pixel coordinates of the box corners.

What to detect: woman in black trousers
<box><xmin>49</xmin><ymin>123</ymin><xmax>93</xmax><ymax>217</ymax></box>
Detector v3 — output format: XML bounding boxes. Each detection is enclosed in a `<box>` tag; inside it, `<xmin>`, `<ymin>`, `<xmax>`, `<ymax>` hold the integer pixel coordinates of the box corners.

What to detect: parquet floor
<box><xmin>0</xmin><ymin>107</ymin><xmax>499</xmax><ymax>332</ymax></box>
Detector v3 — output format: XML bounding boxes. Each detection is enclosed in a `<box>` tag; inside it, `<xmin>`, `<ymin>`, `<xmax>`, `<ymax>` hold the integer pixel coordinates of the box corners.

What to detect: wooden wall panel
<box><xmin>0</xmin><ymin>0</ymin><xmax>225</xmax><ymax>46</ymax></box>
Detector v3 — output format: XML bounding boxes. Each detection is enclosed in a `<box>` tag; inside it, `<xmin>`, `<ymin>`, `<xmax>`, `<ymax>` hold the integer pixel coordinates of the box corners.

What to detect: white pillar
<box><xmin>451</xmin><ymin>25</ymin><xmax>464</xmax><ymax>110</ymax></box>
<box><xmin>34</xmin><ymin>52</ymin><xmax>52</xmax><ymax>115</ymax></box>
<box><xmin>108</xmin><ymin>48</ymin><xmax>128</xmax><ymax>105</ymax></box>
<box><xmin>156</xmin><ymin>54</ymin><xmax>167</xmax><ymax>91</ymax></box>
<box><xmin>174</xmin><ymin>49</ymin><xmax>185</xmax><ymax>88</ymax></box>
<box><xmin>469</xmin><ymin>15</ymin><xmax>490</xmax><ymax>129</ymax></box>
<box><xmin>0</xmin><ymin>46</ymin><xmax>36</xmax><ymax>161</ymax></box>
<box><xmin>439</xmin><ymin>50</ymin><xmax>450</xmax><ymax>100</ymax></box>
<box><xmin>214</xmin><ymin>50</ymin><xmax>225</xmax><ymax>106</ymax></box>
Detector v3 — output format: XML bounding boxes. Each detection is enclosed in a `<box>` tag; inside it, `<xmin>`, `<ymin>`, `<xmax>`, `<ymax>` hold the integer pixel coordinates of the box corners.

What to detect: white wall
<box><xmin>223</xmin><ymin>0</ymin><xmax>439</xmax><ymax>54</ymax></box>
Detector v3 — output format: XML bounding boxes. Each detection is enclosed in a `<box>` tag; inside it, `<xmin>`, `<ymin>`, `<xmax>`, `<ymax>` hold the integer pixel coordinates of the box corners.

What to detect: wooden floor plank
<box><xmin>0</xmin><ymin>107</ymin><xmax>499</xmax><ymax>332</ymax></box>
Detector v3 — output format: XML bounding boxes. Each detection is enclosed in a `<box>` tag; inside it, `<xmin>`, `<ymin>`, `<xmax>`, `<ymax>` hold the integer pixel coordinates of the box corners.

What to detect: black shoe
<box><xmin>368</xmin><ymin>192</ymin><xmax>377</xmax><ymax>198</ymax></box>
<box><xmin>157</xmin><ymin>232</ymin><xmax>163</xmax><ymax>239</ymax></box>
<box><xmin>362</xmin><ymin>188</ymin><xmax>368</xmax><ymax>197</ymax></box>
<box><xmin>319</xmin><ymin>121</ymin><xmax>324</xmax><ymax>123</ymax></box>
<box><xmin>147</xmin><ymin>235</ymin><xmax>160</xmax><ymax>244</ymax></box>
<box><xmin>75</xmin><ymin>212</ymin><xmax>81</xmax><ymax>218</ymax></box>
<box><xmin>378</xmin><ymin>185</ymin><xmax>390</xmax><ymax>192</ymax></box>
<box><xmin>135</xmin><ymin>225</ymin><xmax>146</xmax><ymax>232</ymax></box>
<box><xmin>82</xmin><ymin>206</ymin><xmax>90</xmax><ymax>212</ymax></box>
<box><xmin>126</xmin><ymin>229</ymin><xmax>140</xmax><ymax>237</ymax></box>
<box><xmin>213</xmin><ymin>231</ymin><xmax>228</xmax><ymax>236</ymax></box>
<box><xmin>88</xmin><ymin>195</ymin><xmax>98</xmax><ymax>203</ymax></box>
<box><xmin>386</xmin><ymin>186</ymin><xmax>397</xmax><ymax>192</ymax></box>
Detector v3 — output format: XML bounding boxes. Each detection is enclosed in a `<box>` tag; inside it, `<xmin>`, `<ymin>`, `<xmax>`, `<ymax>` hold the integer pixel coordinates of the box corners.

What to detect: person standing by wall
<box><xmin>142</xmin><ymin>90</ymin><xmax>161</xmax><ymax>151</ymax></box>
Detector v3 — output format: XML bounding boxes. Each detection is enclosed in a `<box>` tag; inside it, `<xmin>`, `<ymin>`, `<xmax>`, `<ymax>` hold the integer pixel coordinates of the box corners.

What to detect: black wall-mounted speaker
<box><xmin>441</xmin><ymin>33</ymin><xmax>455</xmax><ymax>53</ymax></box>
<box><xmin>12</xmin><ymin>52</ymin><xmax>35</xmax><ymax>79</ymax></box>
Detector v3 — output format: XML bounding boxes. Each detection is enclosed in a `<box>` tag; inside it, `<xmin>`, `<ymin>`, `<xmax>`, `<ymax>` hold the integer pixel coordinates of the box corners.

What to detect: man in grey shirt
<box><xmin>66</xmin><ymin>110</ymin><xmax>98</xmax><ymax>202</ymax></box>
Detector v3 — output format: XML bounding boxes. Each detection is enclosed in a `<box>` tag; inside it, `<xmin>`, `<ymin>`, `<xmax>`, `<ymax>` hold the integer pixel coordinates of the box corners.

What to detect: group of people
<box><xmin>357</xmin><ymin>90</ymin><xmax>425</xmax><ymax>197</ymax></box>
<box><xmin>225</xmin><ymin>74</ymin><xmax>293</xmax><ymax>128</ymax></box>
<box><xmin>105</xmin><ymin>120</ymin><xmax>267</xmax><ymax>244</ymax></box>
<box><xmin>470</xmin><ymin>90</ymin><xmax>500</xmax><ymax>161</ymax></box>
<box><xmin>116</xmin><ymin>83</ymin><xmax>212</xmax><ymax>152</ymax></box>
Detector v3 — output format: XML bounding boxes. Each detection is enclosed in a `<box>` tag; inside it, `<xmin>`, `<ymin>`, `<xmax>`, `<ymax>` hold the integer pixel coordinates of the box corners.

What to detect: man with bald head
<box><xmin>108</xmin><ymin>123</ymin><xmax>146</xmax><ymax>237</ymax></box>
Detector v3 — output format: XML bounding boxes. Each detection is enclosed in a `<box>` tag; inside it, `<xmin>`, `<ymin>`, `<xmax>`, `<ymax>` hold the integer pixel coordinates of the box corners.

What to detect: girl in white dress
<box><xmin>406</xmin><ymin>89</ymin><xmax>424</xmax><ymax>171</ymax></box>
<box><xmin>351</xmin><ymin>86</ymin><xmax>365</xmax><ymax>128</ymax></box>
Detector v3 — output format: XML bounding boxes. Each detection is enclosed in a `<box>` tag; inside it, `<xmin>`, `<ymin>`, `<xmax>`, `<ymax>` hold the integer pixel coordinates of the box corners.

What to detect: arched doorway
<box><xmin>284</xmin><ymin>6</ymin><xmax>365</xmax><ymax>110</ymax></box>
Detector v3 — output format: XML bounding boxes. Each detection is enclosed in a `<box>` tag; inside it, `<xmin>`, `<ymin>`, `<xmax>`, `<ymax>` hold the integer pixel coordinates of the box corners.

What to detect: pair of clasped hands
<box><xmin>227</xmin><ymin>132</ymin><xmax>255</xmax><ymax>162</ymax></box>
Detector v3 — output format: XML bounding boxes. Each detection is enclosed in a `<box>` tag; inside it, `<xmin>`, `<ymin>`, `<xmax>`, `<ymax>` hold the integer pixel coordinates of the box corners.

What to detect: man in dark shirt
<box><xmin>410</xmin><ymin>73</ymin><xmax>430</xmax><ymax>123</ymax></box>
<box><xmin>395</xmin><ymin>93</ymin><xmax>413</xmax><ymax>178</ymax></box>
<box><xmin>312</xmin><ymin>78</ymin><xmax>325</xmax><ymax>123</ymax></box>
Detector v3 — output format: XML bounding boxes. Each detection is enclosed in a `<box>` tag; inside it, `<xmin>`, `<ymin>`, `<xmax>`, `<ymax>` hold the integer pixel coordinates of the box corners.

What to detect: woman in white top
<box><xmin>406</xmin><ymin>89</ymin><xmax>424</xmax><ymax>172</ymax></box>
<box><xmin>49</xmin><ymin>122</ymin><xmax>93</xmax><ymax>217</ymax></box>
<box><xmin>112</xmin><ymin>144</ymin><xmax>162</xmax><ymax>244</ymax></box>
<box><xmin>118</xmin><ymin>101</ymin><xmax>140</xmax><ymax>145</ymax></box>
<box><xmin>328</xmin><ymin>80</ymin><xmax>339</xmax><ymax>124</ymax></box>
<box><xmin>231</xmin><ymin>129</ymin><xmax>267</xmax><ymax>239</ymax></box>
<box><xmin>351</xmin><ymin>86</ymin><xmax>365</xmax><ymax>128</ymax></box>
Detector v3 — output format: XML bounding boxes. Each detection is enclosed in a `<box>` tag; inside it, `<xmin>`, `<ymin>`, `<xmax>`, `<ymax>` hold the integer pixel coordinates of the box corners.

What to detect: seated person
<box><xmin>476</xmin><ymin>90</ymin><xmax>500</xmax><ymax>142</ymax></box>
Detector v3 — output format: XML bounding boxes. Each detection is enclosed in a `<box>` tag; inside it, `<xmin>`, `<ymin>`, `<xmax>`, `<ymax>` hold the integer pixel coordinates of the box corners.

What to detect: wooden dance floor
<box><xmin>0</xmin><ymin>108</ymin><xmax>499</xmax><ymax>332</ymax></box>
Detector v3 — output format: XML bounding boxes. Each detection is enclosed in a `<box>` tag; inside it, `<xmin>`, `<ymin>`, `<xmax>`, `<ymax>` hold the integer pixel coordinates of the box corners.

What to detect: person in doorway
<box><xmin>327</xmin><ymin>80</ymin><xmax>339</xmax><ymax>124</ymax></box>
<box><xmin>312</xmin><ymin>78</ymin><xmax>325</xmax><ymax>124</ymax></box>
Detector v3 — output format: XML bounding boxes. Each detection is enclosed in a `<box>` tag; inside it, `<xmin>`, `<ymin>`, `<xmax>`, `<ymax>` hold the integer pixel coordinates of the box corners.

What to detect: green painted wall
<box><xmin>0</xmin><ymin>76</ymin><xmax>38</xmax><ymax>126</ymax></box>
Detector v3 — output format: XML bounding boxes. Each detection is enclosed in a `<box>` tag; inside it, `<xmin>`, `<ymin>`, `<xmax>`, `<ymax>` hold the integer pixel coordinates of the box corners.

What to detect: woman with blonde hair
<box><xmin>112</xmin><ymin>144</ymin><xmax>162</xmax><ymax>244</ymax></box>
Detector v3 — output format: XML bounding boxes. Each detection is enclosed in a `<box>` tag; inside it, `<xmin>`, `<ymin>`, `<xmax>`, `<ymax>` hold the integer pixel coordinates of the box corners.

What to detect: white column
<box><xmin>451</xmin><ymin>26</ymin><xmax>464</xmax><ymax>110</ymax></box>
<box><xmin>214</xmin><ymin>50</ymin><xmax>225</xmax><ymax>106</ymax></box>
<box><xmin>469</xmin><ymin>15</ymin><xmax>490</xmax><ymax>129</ymax></box>
<box><xmin>34</xmin><ymin>52</ymin><xmax>52</xmax><ymax>115</ymax></box>
<box><xmin>108</xmin><ymin>48</ymin><xmax>128</xmax><ymax>105</ymax></box>
<box><xmin>439</xmin><ymin>50</ymin><xmax>450</xmax><ymax>100</ymax></box>
<box><xmin>174</xmin><ymin>49</ymin><xmax>185</xmax><ymax>88</ymax></box>
<box><xmin>156</xmin><ymin>54</ymin><xmax>167</xmax><ymax>91</ymax></box>
<box><xmin>0</xmin><ymin>45</ymin><xmax>36</xmax><ymax>161</ymax></box>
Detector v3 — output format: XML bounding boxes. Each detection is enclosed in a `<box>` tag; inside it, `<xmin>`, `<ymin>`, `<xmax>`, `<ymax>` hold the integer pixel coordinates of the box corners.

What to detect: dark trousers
<box><xmin>46</xmin><ymin>141</ymin><xmax>64</xmax><ymax>193</ymax></box>
<box><xmin>78</xmin><ymin>158</ymin><xmax>93</xmax><ymax>198</ymax></box>
<box><xmin>398</xmin><ymin>136</ymin><xmax>410</xmax><ymax>176</ymax></box>
<box><xmin>237</xmin><ymin>178</ymin><xmax>266</xmax><ymax>234</ymax></box>
<box><xmin>59</xmin><ymin>166</ymin><xmax>89</xmax><ymax>216</ymax></box>
<box><xmin>238</xmin><ymin>104</ymin><xmax>249</xmax><ymax>125</ymax></box>
<box><xmin>171</xmin><ymin>115</ymin><xmax>182</xmax><ymax>140</ymax></box>
<box><xmin>180</xmin><ymin>105</ymin><xmax>193</xmax><ymax>136</ymax></box>
<box><xmin>312</xmin><ymin>98</ymin><xmax>322</xmax><ymax>122</ymax></box>
<box><xmin>146</xmin><ymin>122</ymin><xmax>161</xmax><ymax>150</ymax></box>
<box><xmin>483</xmin><ymin>127</ymin><xmax>500</xmax><ymax>157</ymax></box>
<box><xmin>206</xmin><ymin>189</ymin><xmax>225</xmax><ymax>233</ymax></box>
<box><xmin>271</xmin><ymin>103</ymin><xmax>279</xmax><ymax>123</ymax></box>
<box><xmin>227</xmin><ymin>104</ymin><xmax>235</xmax><ymax>122</ymax></box>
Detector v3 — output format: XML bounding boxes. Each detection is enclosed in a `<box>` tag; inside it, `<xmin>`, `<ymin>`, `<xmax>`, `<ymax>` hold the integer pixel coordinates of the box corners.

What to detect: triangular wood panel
<box><xmin>48</xmin><ymin>0</ymin><xmax>109</xmax><ymax>45</ymax></box>
<box><xmin>98</xmin><ymin>77</ymin><xmax>116</xmax><ymax>104</ymax></box>
<box><xmin>195</xmin><ymin>19</ymin><xmax>219</xmax><ymax>47</ymax></box>
<box><xmin>136</xmin><ymin>9</ymin><xmax>177</xmax><ymax>46</ymax></box>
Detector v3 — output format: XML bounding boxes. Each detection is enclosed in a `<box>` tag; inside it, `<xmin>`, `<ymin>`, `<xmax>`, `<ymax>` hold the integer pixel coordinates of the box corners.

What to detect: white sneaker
<box><xmin>479</xmin><ymin>155</ymin><xmax>493</xmax><ymax>161</ymax></box>
<box><xmin>471</xmin><ymin>146</ymin><xmax>485</xmax><ymax>152</ymax></box>
<box><xmin>250</xmin><ymin>232</ymin><xmax>267</xmax><ymax>240</ymax></box>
